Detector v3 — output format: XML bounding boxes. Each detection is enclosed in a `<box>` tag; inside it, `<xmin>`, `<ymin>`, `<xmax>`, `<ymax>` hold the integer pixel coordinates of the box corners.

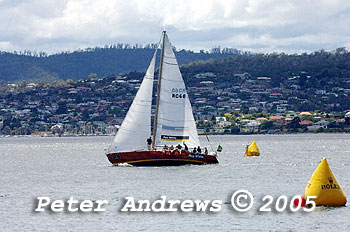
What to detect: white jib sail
<box><xmin>155</xmin><ymin>34</ymin><xmax>200</xmax><ymax>149</ymax></box>
<box><xmin>109</xmin><ymin>52</ymin><xmax>156</xmax><ymax>153</ymax></box>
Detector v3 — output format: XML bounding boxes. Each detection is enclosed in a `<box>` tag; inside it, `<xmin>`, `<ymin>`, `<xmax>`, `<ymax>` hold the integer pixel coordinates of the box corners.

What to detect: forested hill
<box><xmin>0</xmin><ymin>45</ymin><xmax>240</xmax><ymax>82</ymax></box>
<box><xmin>181</xmin><ymin>47</ymin><xmax>350</xmax><ymax>88</ymax></box>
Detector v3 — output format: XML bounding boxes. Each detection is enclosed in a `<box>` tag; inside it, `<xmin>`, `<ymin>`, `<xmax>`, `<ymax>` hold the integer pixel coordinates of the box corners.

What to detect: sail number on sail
<box><xmin>171</xmin><ymin>88</ymin><xmax>186</xmax><ymax>98</ymax></box>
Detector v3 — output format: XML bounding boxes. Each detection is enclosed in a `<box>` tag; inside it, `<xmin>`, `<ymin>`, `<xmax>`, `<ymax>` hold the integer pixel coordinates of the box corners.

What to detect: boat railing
<box><xmin>151</xmin><ymin>145</ymin><xmax>215</xmax><ymax>157</ymax></box>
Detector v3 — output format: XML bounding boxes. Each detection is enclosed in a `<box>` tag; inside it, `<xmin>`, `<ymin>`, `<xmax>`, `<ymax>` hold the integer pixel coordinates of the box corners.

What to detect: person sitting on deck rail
<box><xmin>162</xmin><ymin>145</ymin><xmax>168</xmax><ymax>153</ymax></box>
<box><xmin>173</xmin><ymin>148</ymin><xmax>180</xmax><ymax>155</ymax></box>
<box><xmin>197</xmin><ymin>146</ymin><xmax>202</xmax><ymax>154</ymax></box>
<box><xmin>204</xmin><ymin>147</ymin><xmax>208</xmax><ymax>155</ymax></box>
<box><xmin>192</xmin><ymin>147</ymin><xmax>197</xmax><ymax>153</ymax></box>
<box><xmin>176</xmin><ymin>144</ymin><xmax>183</xmax><ymax>154</ymax></box>
<box><xmin>170</xmin><ymin>145</ymin><xmax>174</xmax><ymax>151</ymax></box>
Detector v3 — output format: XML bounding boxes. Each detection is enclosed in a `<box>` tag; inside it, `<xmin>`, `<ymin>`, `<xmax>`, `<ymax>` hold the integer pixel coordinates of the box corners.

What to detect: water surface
<box><xmin>0</xmin><ymin>134</ymin><xmax>349</xmax><ymax>231</ymax></box>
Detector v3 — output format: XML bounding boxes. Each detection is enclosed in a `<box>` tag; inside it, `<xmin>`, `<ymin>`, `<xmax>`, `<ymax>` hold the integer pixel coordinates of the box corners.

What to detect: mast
<box><xmin>152</xmin><ymin>31</ymin><xmax>166</xmax><ymax>148</ymax></box>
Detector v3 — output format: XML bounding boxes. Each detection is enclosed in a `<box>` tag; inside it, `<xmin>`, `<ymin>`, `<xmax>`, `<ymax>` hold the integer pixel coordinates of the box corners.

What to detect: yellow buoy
<box><xmin>304</xmin><ymin>158</ymin><xmax>347</xmax><ymax>206</ymax></box>
<box><xmin>244</xmin><ymin>140</ymin><xmax>260</xmax><ymax>156</ymax></box>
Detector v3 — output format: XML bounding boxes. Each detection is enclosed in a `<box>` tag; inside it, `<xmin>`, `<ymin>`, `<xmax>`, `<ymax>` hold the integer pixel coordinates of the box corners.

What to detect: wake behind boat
<box><xmin>106</xmin><ymin>31</ymin><xmax>219</xmax><ymax>166</ymax></box>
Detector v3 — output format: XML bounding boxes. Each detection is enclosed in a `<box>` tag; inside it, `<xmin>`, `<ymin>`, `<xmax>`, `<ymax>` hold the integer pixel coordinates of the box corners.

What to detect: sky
<box><xmin>1</xmin><ymin>0</ymin><xmax>350</xmax><ymax>54</ymax></box>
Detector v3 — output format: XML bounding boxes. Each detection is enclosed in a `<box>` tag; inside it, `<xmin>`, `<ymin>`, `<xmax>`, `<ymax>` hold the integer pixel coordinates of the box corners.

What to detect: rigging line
<box><xmin>205</xmin><ymin>131</ymin><xmax>215</xmax><ymax>154</ymax></box>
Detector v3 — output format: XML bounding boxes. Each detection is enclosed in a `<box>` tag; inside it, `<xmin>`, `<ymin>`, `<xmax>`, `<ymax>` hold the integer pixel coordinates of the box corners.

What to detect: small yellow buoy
<box><xmin>244</xmin><ymin>140</ymin><xmax>260</xmax><ymax>156</ymax></box>
<box><xmin>304</xmin><ymin>158</ymin><xmax>347</xmax><ymax>206</ymax></box>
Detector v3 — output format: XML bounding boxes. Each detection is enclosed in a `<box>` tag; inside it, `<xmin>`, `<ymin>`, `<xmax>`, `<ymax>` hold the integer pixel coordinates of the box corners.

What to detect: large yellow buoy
<box><xmin>244</xmin><ymin>140</ymin><xmax>260</xmax><ymax>156</ymax></box>
<box><xmin>304</xmin><ymin>158</ymin><xmax>347</xmax><ymax>206</ymax></box>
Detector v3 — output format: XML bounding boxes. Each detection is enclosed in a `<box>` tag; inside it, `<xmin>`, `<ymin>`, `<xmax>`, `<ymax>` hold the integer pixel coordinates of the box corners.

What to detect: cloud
<box><xmin>0</xmin><ymin>0</ymin><xmax>350</xmax><ymax>53</ymax></box>
<box><xmin>0</xmin><ymin>41</ymin><xmax>13</xmax><ymax>50</ymax></box>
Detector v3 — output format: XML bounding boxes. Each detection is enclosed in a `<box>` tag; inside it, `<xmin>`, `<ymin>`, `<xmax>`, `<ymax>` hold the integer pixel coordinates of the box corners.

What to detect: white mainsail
<box><xmin>109</xmin><ymin>52</ymin><xmax>156</xmax><ymax>153</ymax></box>
<box><xmin>154</xmin><ymin>34</ymin><xmax>200</xmax><ymax>148</ymax></box>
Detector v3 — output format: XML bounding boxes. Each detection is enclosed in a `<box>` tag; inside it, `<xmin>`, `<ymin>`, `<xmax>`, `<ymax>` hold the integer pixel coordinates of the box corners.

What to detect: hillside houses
<box><xmin>1</xmin><ymin>70</ymin><xmax>350</xmax><ymax>135</ymax></box>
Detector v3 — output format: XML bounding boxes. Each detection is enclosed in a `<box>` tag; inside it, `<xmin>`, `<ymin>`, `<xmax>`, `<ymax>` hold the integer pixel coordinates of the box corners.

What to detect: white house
<box><xmin>307</xmin><ymin>120</ymin><xmax>330</xmax><ymax>131</ymax></box>
<box><xmin>241</xmin><ymin>120</ymin><xmax>261</xmax><ymax>133</ymax></box>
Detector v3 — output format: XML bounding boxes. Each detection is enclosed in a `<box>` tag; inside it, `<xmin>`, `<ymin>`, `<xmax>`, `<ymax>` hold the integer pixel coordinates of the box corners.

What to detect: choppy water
<box><xmin>0</xmin><ymin>134</ymin><xmax>349</xmax><ymax>231</ymax></box>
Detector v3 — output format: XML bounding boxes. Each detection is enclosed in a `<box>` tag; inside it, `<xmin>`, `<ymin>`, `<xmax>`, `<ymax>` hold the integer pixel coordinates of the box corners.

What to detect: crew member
<box><xmin>204</xmin><ymin>147</ymin><xmax>208</xmax><ymax>155</ymax></box>
<box><xmin>163</xmin><ymin>145</ymin><xmax>168</xmax><ymax>154</ymax></box>
<box><xmin>183</xmin><ymin>142</ymin><xmax>188</xmax><ymax>151</ymax></box>
<box><xmin>147</xmin><ymin>137</ymin><xmax>152</xmax><ymax>150</ymax></box>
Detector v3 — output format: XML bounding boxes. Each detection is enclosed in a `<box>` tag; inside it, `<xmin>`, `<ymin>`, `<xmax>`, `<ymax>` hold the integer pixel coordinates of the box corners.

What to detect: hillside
<box><xmin>0</xmin><ymin>45</ymin><xmax>239</xmax><ymax>82</ymax></box>
<box><xmin>181</xmin><ymin>47</ymin><xmax>350</xmax><ymax>88</ymax></box>
<box><xmin>2</xmin><ymin>47</ymin><xmax>350</xmax><ymax>136</ymax></box>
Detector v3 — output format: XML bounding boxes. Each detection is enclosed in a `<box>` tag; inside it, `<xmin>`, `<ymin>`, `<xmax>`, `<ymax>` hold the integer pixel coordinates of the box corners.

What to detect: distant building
<box><xmin>269</xmin><ymin>115</ymin><xmax>284</xmax><ymax>120</ymax></box>
<box><xmin>256</xmin><ymin>76</ymin><xmax>271</xmax><ymax>81</ymax></box>
<box><xmin>308</xmin><ymin>120</ymin><xmax>329</xmax><ymax>131</ymax></box>
<box><xmin>241</xmin><ymin>120</ymin><xmax>260</xmax><ymax>133</ymax></box>
<box><xmin>215</xmin><ymin>117</ymin><xmax>226</xmax><ymax>123</ymax></box>
<box><xmin>299</xmin><ymin>112</ymin><xmax>312</xmax><ymax>116</ymax></box>
<box><xmin>299</xmin><ymin>120</ymin><xmax>313</xmax><ymax>125</ymax></box>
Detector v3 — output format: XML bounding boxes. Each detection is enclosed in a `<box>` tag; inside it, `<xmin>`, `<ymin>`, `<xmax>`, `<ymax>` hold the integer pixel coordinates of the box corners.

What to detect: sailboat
<box><xmin>244</xmin><ymin>140</ymin><xmax>260</xmax><ymax>156</ymax></box>
<box><xmin>106</xmin><ymin>31</ymin><xmax>219</xmax><ymax>166</ymax></box>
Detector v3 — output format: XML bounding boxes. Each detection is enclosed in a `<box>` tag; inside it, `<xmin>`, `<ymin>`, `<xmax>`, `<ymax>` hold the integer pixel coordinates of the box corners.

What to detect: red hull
<box><xmin>106</xmin><ymin>150</ymin><xmax>219</xmax><ymax>166</ymax></box>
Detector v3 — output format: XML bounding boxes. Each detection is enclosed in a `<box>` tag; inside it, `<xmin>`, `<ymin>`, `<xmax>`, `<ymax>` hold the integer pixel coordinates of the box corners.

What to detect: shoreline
<box><xmin>1</xmin><ymin>131</ymin><xmax>350</xmax><ymax>138</ymax></box>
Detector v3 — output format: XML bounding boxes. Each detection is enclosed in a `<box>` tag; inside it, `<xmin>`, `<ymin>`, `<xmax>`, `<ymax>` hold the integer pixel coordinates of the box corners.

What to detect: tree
<box><xmin>88</xmin><ymin>73</ymin><xmax>98</xmax><ymax>80</ymax></box>
<box><xmin>51</xmin><ymin>124</ymin><xmax>63</xmax><ymax>134</ymax></box>
<box><xmin>345</xmin><ymin>117</ymin><xmax>350</xmax><ymax>126</ymax></box>
<box><xmin>3</xmin><ymin>126</ymin><xmax>11</xmax><ymax>135</ymax></box>
<box><xmin>287</xmin><ymin>117</ymin><xmax>301</xmax><ymax>131</ymax></box>
<box><xmin>261</xmin><ymin>121</ymin><xmax>275</xmax><ymax>130</ymax></box>
<box><xmin>56</xmin><ymin>102</ymin><xmax>68</xmax><ymax>114</ymax></box>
